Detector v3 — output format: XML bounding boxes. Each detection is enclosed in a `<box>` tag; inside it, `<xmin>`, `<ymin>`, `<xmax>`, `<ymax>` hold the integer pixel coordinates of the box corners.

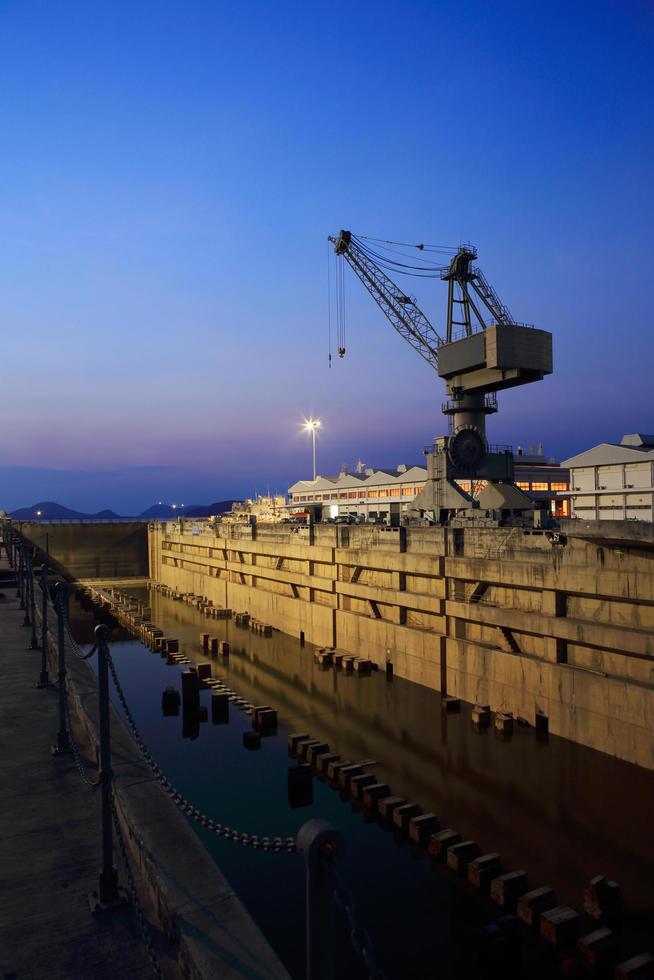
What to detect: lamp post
<box><xmin>303</xmin><ymin>418</ymin><xmax>321</xmax><ymax>481</ymax></box>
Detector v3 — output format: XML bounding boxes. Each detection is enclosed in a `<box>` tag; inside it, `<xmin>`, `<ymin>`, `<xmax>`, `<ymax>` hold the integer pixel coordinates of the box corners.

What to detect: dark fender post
<box><xmin>297</xmin><ymin>818</ymin><xmax>345</xmax><ymax>980</ymax></box>
<box><xmin>52</xmin><ymin>582</ymin><xmax>70</xmax><ymax>754</ymax></box>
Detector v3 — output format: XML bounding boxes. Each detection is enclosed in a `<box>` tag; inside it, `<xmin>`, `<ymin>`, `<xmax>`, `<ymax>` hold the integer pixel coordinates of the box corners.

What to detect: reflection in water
<box><xmin>72</xmin><ymin>588</ymin><xmax>654</xmax><ymax>979</ymax></box>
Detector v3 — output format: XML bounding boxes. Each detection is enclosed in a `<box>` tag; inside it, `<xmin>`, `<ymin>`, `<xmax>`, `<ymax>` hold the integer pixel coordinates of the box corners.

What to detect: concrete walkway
<box><xmin>0</xmin><ymin>556</ymin><xmax>175</xmax><ymax>979</ymax></box>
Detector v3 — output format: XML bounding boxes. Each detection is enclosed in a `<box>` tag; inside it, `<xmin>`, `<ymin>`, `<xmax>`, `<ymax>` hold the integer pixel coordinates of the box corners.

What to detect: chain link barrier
<box><xmin>105</xmin><ymin>645</ymin><xmax>296</xmax><ymax>854</ymax></box>
<box><xmin>64</xmin><ymin>693</ymin><xmax>99</xmax><ymax>788</ymax></box>
<box><xmin>324</xmin><ymin>857</ymin><xmax>388</xmax><ymax>980</ymax></box>
<box><xmin>62</xmin><ymin>595</ymin><xmax>294</xmax><ymax>850</ymax></box>
<box><xmin>26</xmin><ymin>564</ymin><xmax>387</xmax><ymax>980</ymax></box>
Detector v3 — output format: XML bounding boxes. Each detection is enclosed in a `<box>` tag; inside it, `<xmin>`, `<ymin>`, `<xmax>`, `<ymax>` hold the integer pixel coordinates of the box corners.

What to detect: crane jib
<box><xmin>338</xmin><ymin>238</ymin><xmax>443</xmax><ymax>371</ymax></box>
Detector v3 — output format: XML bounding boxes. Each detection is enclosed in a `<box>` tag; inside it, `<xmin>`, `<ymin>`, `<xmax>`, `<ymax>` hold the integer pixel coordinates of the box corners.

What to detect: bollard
<box><xmin>37</xmin><ymin>561</ymin><xmax>51</xmax><ymax>687</ymax></box>
<box><xmin>89</xmin><ymin>624</ymin><xmax>126</xmax><ymax>912</ymax></box>
<box><xmin>52</xmin><ymin>583</ymin><xmax>70</xmax><ymax>754</ymax></box>
<box><xmin>297</xmin><ymin>818</ymin><xmax>345</xmax><ymax>980</ymax></box>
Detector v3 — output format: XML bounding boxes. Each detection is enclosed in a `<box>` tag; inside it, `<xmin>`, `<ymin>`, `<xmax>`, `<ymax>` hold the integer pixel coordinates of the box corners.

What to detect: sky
<box><xmin>0</xmin><ymin>0</ymin><xmax>652</xmax><ymax>514</ymax></box>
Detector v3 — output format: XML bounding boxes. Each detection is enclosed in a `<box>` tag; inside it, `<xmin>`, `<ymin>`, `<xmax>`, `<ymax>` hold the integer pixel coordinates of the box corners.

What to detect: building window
<box><xmin>348</xmin><ymin>491</ymin><xmax>357</xmax><ymax>499</ymax></box>
<box><xmin>402</xmin><ymin>486</ymin><xmax>415</xmax><ymax>496</ymax></box>
<box><xmin>531</xmin><ymin>482</ymin><xmax>548</xmax><ymax>491</ymax></box>
<box><xmin>550</xmin><ymin>482</ymin><xmax>568</xmax><ymax>491</ymax></box>
<box><xmin>516</xmin><ymin>482</ymin><xmax>530</xmax><ymax>490</ymax></box>
<box><xmin>378</xmin><ymin>489</ymin><xmax>389</xmax><ymax>497</ymax></box>
<box><xmin>338</xmin><ymin>492</ymin><xmax>347</xmax><ymax>499</ymax></box>
<box><xmin>358</xmin><ymin>491</ymin><xmax>366</xmax><ymax>499</ymax></box>
<box><xmin>390</xmin><ymin>488</ymin><xmax>401</xmax><ymax>497</ymax></box>
<box><xmin>330</xmin><ymin>493</ymin><xmax>338</xmax><ymax>500</ymax></box>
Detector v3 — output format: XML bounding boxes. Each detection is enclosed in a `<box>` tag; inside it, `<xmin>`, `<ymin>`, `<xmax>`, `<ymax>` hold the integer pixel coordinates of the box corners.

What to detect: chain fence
<box><xmin>61</xmin><ymin>596</ymin><xmax>296</xmax><ymax>852</ymax></box>
<box><xmin>4</xmin><ymin>530</ymin><xmax>388</xmax><ymax>980</ymax></box>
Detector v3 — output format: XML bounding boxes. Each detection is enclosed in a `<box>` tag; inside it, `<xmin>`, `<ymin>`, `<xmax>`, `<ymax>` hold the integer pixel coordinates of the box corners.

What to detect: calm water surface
<box><xmin>72</xmin><ymin>588</ymin><xmax>654</xmax><ymax>979</ymax></box>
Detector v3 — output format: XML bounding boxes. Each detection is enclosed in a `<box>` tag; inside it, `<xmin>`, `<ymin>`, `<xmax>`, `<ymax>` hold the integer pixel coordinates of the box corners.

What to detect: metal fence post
<box><xmin>37</xmin><ymin>561</ymin><xmax>51</xmax><ymax>687</ymax></box>
<box><xmin>90</xmin><ymin>623</ymin><xmax>124</xmax><ymax>911</ymax></box>
<box><xmin>297</xmin><ymin>818</ymin><xmax>345</xmax><ymax>980</ymax></box>
<box><xmin>52</xmin><ymin>582</ymin><xmax>70</xmax><ymax>755</ymax></box>
<box><xmin>22</xmin><ymin>548</ymin><xmax>32</xmax><ymax>628</ymax></box>
<box><xmin>17</xmin><ymin>544</ymin><xmax>25</xmax><ymax>604</ymax></box>
<box><xmin>28</xmin><ymin>553</ymin><xmax>38</xmax><ymax>650</ymax></box>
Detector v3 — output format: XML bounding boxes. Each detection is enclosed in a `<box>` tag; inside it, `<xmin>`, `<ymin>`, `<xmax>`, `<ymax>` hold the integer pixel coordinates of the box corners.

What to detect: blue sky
<box><xmin>0</xmin><ymin>0</ymin><xmax>652</xmax><ymax>513</ymax></box>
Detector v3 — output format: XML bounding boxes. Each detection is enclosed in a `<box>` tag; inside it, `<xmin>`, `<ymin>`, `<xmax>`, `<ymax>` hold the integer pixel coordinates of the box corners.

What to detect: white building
<box><xmin>288</xmin><ymin>449</ymin><xmax>569</xmax><ymax>524</ymax></box>
<box><xmin>288</xmin><ymin>464</ymin><xmax>427</xmax><ymax>524</ymax></box>
<box><xmin>562</xmin><ymin>434</ymin><xmax>654</xmax><ymax>522</ymax></box>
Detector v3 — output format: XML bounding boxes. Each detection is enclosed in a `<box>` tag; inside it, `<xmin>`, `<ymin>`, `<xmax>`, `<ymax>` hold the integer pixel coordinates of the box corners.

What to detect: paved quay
<box><xmin>0</xmin><ymin>556</ymin><xmax>174</xmax><ymax>980</ymax></box>
<box><xmin>0</xmin><ymin>548</ymin><xmax>291</xmax><ymax>980</ymax></box>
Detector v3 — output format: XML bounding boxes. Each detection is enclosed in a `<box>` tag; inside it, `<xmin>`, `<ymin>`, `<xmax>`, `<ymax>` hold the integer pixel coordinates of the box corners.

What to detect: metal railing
<box><xmin>2</xmin><ymin>524</ymin><xmax>386</xmax><ymax>980</ymax></box>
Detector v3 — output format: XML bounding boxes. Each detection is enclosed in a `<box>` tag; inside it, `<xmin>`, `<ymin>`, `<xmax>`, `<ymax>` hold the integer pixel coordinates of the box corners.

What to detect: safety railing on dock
<box><xmin>2</xmin><ymin>524</ymin><xmax>387</xmax><ymax>980</ymax></box>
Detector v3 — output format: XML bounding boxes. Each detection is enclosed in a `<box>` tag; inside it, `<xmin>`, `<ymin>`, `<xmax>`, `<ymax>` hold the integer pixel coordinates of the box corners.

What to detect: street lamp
<box><xmin>303</xmin><ymin>418</ymin><xmax>321</xmax><ymax>481</ymax></box>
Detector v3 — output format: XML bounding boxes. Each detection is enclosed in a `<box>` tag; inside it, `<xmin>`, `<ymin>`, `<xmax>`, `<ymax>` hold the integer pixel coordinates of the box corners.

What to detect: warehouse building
<box><xmin>288</xmin><ymin>445</ymin><xmax>569</xmax><ymax>523</ymax></box>
<box><xmin>562</xmin><ymin>434</ymin><xmax>654</xmax><ymax>522</ymax></box>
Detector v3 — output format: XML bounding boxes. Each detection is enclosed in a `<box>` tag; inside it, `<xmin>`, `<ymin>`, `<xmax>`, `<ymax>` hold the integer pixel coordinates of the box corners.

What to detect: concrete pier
<box><xmin>0</xmin><ymin>562</ymin><xmax>171</xmax><ymax>978</ymax></box>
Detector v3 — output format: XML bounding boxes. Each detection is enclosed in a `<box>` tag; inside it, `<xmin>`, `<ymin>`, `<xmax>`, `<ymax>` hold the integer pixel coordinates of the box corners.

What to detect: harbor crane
<box><xmin>328</xmin><ymin>230</ymin><xmax>553</xmax><ymax>522</ymax></box>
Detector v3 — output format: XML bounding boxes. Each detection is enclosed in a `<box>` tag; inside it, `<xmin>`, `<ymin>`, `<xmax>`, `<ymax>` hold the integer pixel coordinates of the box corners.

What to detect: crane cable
<box><xmin>355</xmin><ymin>234</ymin><xmax>457</xmax><ymax>254</ymax></box>
<box><xmin>336</xmin><ymin>253</ymin><xmax>346</xmax><ymax>357</ymax></box>
<box><xmin>327</xmin><ymin>239</ymin><xmax>332</xmax><ymax>368</ymax></box>
<box><xmin>353</xmin><ymin>236</ymin><xmax>449</xmax><ymax>278</ymax></box>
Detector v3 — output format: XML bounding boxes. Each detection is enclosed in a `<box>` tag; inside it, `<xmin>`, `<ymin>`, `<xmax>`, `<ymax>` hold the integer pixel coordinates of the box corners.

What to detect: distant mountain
<box><xmin>9</xmin><ymin>499</ymin><xmax>239</xmax><ymax>521</ymax></box>
<box><xmin>184</xmin><ymin>501</ymin><xmax>236</xmax><ymax>518</ymax></box>
<box><xmin>10</xmin><ymin>501</ymin><xmax>122</xmax><ymax>520</ymax></box>
<box><xmin>137</xmin><ymin>504</ymin><xmax>178</xmax><ymax>519</ymax></box>
<box><xmin>138</xmin><ymin>500</ymin><xmax>236</xmax><ymax>519</ymax></box>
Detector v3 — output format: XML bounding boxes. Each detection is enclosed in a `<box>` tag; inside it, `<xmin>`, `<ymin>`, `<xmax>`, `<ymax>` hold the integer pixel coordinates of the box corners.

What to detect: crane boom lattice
<box><xmin>329</xmin><ymin>231</ymin><xmax>444</xmax><ymax>371</ymax></box>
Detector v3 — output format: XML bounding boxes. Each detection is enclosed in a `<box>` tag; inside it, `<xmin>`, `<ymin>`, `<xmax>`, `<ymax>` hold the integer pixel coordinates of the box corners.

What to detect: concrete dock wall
<box><xmin>149</xmin><ymin>521</ymin><xmax>654</xmax><ymax>769</ymax></box>
<box><xmin>19</xmin><ymin>521</ymin><xmax>149</xmax><ymax>579</ymax></box>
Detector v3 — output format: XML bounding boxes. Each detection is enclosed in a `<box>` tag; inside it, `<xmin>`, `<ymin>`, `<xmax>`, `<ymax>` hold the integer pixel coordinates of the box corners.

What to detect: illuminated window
<box><xmin>531</xmin><ymin>482</ymin><xmax>548</xmax><ymax>491</ymax></box>
<box><xmin>378</xmin><ymin>489</ymin><xmax>389</xmax><ymax>497</ymax></box>
<box><xmin>402</xmin><ymin>486</ymin><xmax>415</xmax><ymax>495</ymax></box>
<box><xmin>550</xmin><ymin>482</ymin><xmax>568</xmax><ymax>491</ymax></box>
<box><xmin>357</xmin><ymin>490</ymin><xmax>366</xmax><ymax>498</ymax></box>
<box><xmin>390</xmin><ymin>488</ymin><xmax>401</xmax><ymax>497</ymax></box>
<box><xmin>516</xmin><ymin>482</ymin><xmax>530</xmax><ymax>490</ymax></box>
<box><xmin>348</xmin><ymin>491</ymin><xmax>357</xmax><ymax>499</ymax></box>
